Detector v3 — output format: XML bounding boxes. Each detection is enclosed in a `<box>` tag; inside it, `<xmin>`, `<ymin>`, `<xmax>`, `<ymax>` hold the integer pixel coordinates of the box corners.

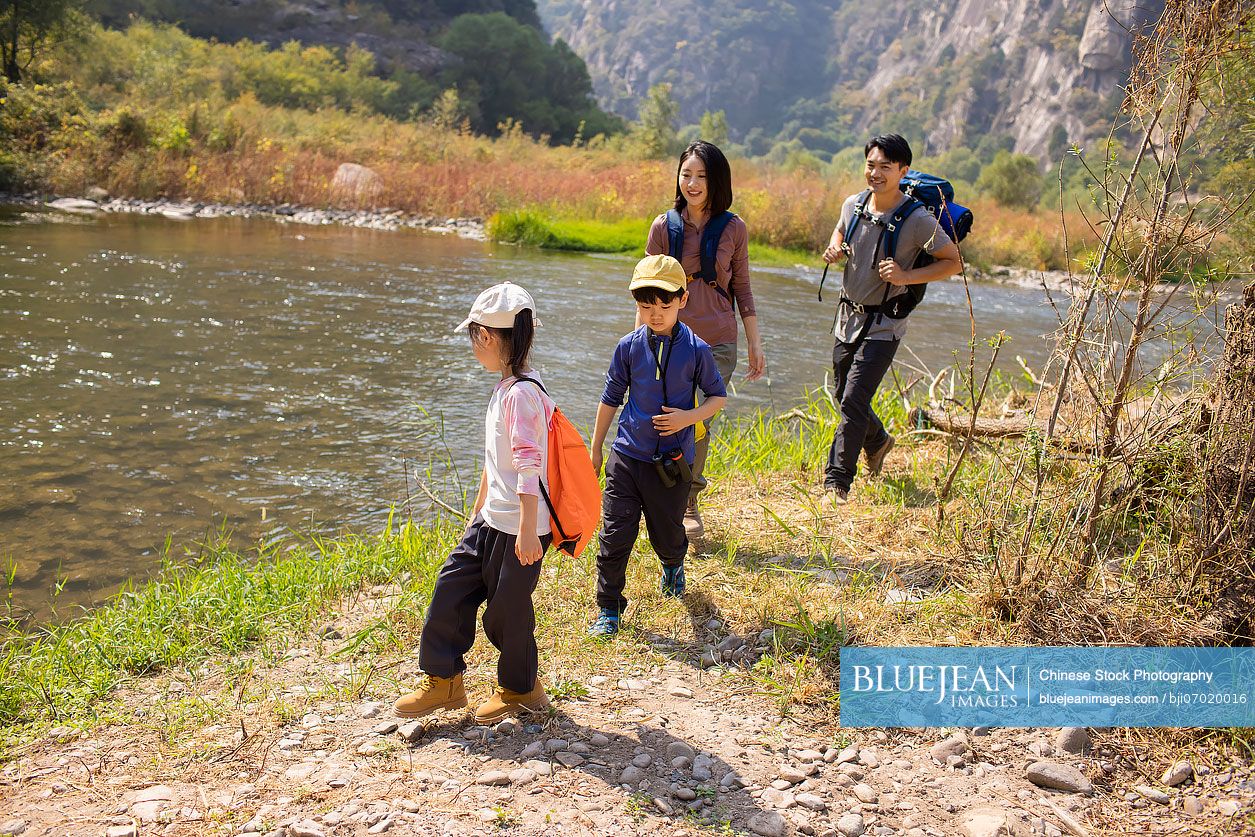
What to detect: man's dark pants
<box><xmin>419</xmin><ymin>514</ymin><xmax>551</xmax><ymax>694</ymax></box>
<box><xmin>824</xmin><ymin>337</ymin><xmax>900</xmax><ymax>492</ymax></box>
<box><xmin>596</xmin><ymin>449</ymin><xmax>689</xmax><ymax>613</ymax></box>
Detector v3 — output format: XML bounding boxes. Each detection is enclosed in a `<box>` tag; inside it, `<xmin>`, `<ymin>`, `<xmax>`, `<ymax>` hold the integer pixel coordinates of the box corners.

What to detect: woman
<box><xmin>644</xmin><ymin>140</ymin><xmax>766</xmax><ymax>539</ymax></box>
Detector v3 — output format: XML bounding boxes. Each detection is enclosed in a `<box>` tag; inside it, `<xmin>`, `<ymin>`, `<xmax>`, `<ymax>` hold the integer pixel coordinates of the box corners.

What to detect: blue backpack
<box><xmin>820</xmin><ymin>170</ymin><xmax>974</xmax><ymax>320</ymax></box>
<box><xmin>664</xmin><ymin>209</ymin><xmax>737</xmax><ymax>308</ymax></box>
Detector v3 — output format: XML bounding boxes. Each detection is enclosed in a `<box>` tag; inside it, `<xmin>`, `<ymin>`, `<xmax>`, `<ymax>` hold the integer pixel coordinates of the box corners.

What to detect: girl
<box><xmin>394</xmin><ymin>281</ymin><xmax>554</xmax><ymax>723</ymax></box>
<box><xmin>644</xmin><ymin>140</ymin><xmax>766</xmax><ymax>539</ymax></box>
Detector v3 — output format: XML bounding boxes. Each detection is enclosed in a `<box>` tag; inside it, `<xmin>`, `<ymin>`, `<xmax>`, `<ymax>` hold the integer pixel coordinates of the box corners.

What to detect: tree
<box><xmin>634</xmin><ymin>82</ymin><xmax>679</xmax><ymax>159</ymax></box>
<box><xmin>698</xmin><ymin>109</ymin><xmax>729</xmax><ymax>148</ymax></box>
<box><xmin>2</xmin><ymin>0</ymin><xmax>84</xmax><ymax>82</ymax></box>
<box><xmin>976</xmin><ymin>150</ymin><xmax>1044</xmax><ymax>209</ymax></box>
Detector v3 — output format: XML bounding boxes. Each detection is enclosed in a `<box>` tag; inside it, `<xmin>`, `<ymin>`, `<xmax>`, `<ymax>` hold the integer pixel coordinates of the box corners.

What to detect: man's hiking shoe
<box><xmin>393</xmin><ymin>672</ymin><xmax>467</xmax><ymax>718</ymax></box>
<box><xmin>821</xmin><ymin>487</ymin><xmax>849</xmax><ymax>509</ymax></box>
<box><xmin>683</xmin><ymin>501</ymin><xmax>705</xmax><ymax>540</ymax></box>
<box><xmin>866</xmin><ymin>434</ymin><xmax>895</xmax><ymax>477</ymax></box>
<box><xmin>474</xmin><ymin>680</ymin><xmax>550</xmax><ymax>724</ymax></box>
<box><xmin>587</xmin><ymin>608</ymin><xmax>621</xmax><ymax>637</ymax></box>
<box><xmin>661</xmin><ymin>564</ymin><xmax>686</xmax><ymax>597</ymax></box>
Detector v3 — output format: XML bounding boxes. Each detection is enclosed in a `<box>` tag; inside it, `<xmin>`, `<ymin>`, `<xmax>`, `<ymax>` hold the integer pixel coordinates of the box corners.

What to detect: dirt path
<box><xmin>2</xmin><ymin>586</ymin><xmax>1251</xmax><ymax>837</ymax></box>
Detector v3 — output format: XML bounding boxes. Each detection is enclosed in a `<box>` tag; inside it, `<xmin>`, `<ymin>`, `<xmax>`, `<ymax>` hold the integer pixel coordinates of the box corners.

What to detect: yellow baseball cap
<box><xmin>629</xmin><ymin>254</ymin><xmax>687</xmax><ymax>293</ymax></box>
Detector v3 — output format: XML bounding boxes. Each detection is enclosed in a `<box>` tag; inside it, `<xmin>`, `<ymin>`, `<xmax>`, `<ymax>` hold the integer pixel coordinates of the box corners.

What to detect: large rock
<box><xmin>1025</xmin><ymin>761</ymin><xmax>1093</xmax><ymax>794</ymax></box>
<box><xmin>330</xmin><ymin>163</ymin><xmax>383</xmax><ymax>204</ymax></box>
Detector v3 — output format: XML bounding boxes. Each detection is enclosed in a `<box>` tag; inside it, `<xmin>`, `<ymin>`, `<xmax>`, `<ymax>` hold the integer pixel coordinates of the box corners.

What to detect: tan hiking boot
<box><xmin>683</xmin><ymin>501</ymin><xmax>704</xmax><ymax>540</ymax></box>
<box><xmin>865</xmin><ymin>434</ymin><xmax>895</xmax><ymax>477</ymax></box>
<box><xmin>393</xmin><ymin>672</ymin><xmax>468</xmax><ymax>718</ymax></box>
<box><xmin>473</xmin><ymin>680</ymin><xmax>550</xmax><ymax>724</ymax></box>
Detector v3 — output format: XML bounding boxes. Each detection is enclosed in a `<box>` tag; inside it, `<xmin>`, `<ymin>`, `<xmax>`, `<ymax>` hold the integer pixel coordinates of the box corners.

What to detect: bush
<box><xmin>977</xmin><ymin>150</ymin><xmax>1044</xmax><ymax>209</ymax></box>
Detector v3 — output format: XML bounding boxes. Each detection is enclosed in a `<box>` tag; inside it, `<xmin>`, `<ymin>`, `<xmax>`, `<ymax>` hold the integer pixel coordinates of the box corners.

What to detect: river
<box><xmin>2</xmin><ymin>206</ymin><xmax>1074</xmax><ymax>620</ymax></box>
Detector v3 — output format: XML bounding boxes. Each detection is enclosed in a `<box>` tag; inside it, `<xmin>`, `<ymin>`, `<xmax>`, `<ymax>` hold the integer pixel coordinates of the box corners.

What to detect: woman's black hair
<box><xmin>864</xmin><ymin>133</ymin><xmax>913</xmax><ymax>168</ymax></box>
<box><xmin>673</xmin><ymin>140</ymin><xmax>733</xmax><ymax>217</ymax></box>
<box><xmin>468</xmin><ymin>308</ymin><xmax>534</xmax><ymax>375</ymax></box>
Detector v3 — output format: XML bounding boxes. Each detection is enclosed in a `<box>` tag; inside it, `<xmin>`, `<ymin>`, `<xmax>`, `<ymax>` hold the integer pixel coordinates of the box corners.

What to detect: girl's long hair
<box><xmin>469</xmin><ymin>308</ymin><xmax>535</xmax><ymax>376</ymax></box>
<box><xmin>673</xmin><ymin>140</ymin><xmax>733</xmax><ymax>217</ymax></box>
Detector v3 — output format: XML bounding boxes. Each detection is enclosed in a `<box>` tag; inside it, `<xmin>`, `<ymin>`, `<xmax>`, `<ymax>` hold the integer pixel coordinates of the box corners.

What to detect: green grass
<box><xmin>488</xmin><ymin>209</ymin><xmax>648</xmax><ymax>253</ymax></box>
<box><xmin>0</xmin><ymin>512</ymin><xmax>459</xmax><ymax>736</ymax></box>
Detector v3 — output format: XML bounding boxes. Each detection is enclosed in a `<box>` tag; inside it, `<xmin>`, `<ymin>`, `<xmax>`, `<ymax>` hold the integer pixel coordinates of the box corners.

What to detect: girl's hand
<box><xmin>653</xmin><ymin>405</ymin><xmax>693</xmax><ymax>436</ymax></box>
<box><xmin>746</xmin><ymin>341</ymin><xmax>766</xmax><ymax>381</ymax></box>
<box><xmin>516</xmin><ymin>530</ymin><xmax>543</xmax><ymax>565</ymax></box>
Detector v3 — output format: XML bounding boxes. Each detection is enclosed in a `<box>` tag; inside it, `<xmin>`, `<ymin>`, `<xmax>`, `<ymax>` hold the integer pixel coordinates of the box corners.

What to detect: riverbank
<box><xmin>2</xmin><ymin>391</ymin><xmax>1251</xmax><ymax>834</ymax></box>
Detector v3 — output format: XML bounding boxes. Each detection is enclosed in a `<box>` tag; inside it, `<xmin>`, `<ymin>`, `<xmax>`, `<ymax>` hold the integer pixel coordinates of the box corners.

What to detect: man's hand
<box><xmin>516</xmin><ymin>530</ymin><xmax>543</xmax><ymax>565</ymax></box>
<box><xmin>653</xmin><ymin>405</ymin><xmax>695</xmax><ymax>436</ymax></box>
<box><xmin>878</xmin><ymin>259</ymin><xmax>911</xmax><ymax>286</ymax></box>
<box><xmin>822</xmin><ymin>242</ymin><xmax>847</xmax><ymax>264</ymax></box>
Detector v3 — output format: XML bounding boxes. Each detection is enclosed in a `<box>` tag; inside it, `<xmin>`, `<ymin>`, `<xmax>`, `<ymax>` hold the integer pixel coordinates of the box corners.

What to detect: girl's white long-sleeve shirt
<box><xmin>480</xmin><ymin>373</ymin><xmax>554</xmax><ymax>537</ymax></box>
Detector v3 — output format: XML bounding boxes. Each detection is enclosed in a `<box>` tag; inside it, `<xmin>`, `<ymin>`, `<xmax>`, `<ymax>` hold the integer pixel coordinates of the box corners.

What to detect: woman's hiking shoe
<box><xmin>393</xmin><ymin>672</ymin><xmax>467</xmax><ymax>718</ymax></box>
<box><xmin>587</xmin><ymin>608</ymin><xmax>620</xmax><ymax>637</ymax></box>
<box><xmin>865</xmin><ymin>434</ymin><xmax>895</xmax><ymax>476</ymax></box>
<box><xmin>661</xmin><ymin>564</ymin><xmax>686</xmax><ymax>597</ymax></box>
<box><xmin>683</xmin><ymin>501</ymin><xmax>705</xmax><ymax>540</ymax></box>
<box><xmin>474</xmin><ymin>680</ymin><xmax>550</xmax><ymax>724</ymax></box>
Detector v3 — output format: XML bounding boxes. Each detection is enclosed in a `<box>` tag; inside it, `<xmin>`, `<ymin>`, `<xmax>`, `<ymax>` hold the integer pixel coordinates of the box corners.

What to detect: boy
<box><xmin>820</xmin><ymin>134</ymin><xmax>962</xmax><ymax>505</ymax></box>
<box><xmin>588</xmin><ymin>254</ymin><xmax>727</xmax><ymax>636</ymax></box>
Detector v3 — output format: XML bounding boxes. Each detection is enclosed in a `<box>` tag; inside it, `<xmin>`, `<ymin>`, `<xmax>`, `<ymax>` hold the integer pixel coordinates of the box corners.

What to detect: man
<box><xmin>821</xmin><ymin>134</ymin><xmax>962</xmax><ymax>505</ymax></box>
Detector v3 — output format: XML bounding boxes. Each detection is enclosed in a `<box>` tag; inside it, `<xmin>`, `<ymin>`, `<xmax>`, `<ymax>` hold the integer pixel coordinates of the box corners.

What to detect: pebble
<box><xmin>288</xmin><ymin>822</ymin><xmax>325</xmax><ymax>837</ymax></box>
<box><xmin>105</xmin><ymin>828</ymin><xmax>137</xmax><ymax>837</ymax></box>
<box><xmin>721</xmin><ymin>771</ymin><xmax>744</xmax><ymax>789</ymax></box>
<box><xmin>761</xmin><ymin>788</ymin><xmax>795</xmax><ymax>809</ymax></box>
<box><xmin>795</xmin><ymin>749</ymin><xmax>824</xmax><ymax>762</ymax></box>
<box><xmin>852</xmin><ymin>783</ymin><xmax>878</xmax><ymax>803</ymax></box>
<box><xmin>555</xmin><ymin>752</ymin><xmax>585</xmax><ymax>767</ymax></box>
<box><xmin>931</xmin><ymin>736</ymin><xmax>970</xmax><ymax>763</ymax></box>
<box><xmin>495</xmin><ymin>719</ymin><xmax>517</xmax><ymax>735</ymax></box>
<box><xmin>620</xmin><ymin>765</ymin><xmax>646</xmax><ymax>784</ymax></box>
<box><xmin>366</xmin><ymin>816</ymin><xmax>393</xmax><ymax>834</ymax></box>
<box><xmin>1055</xmin><ymin>727</ymin><xmax>1090</xmax><ymax>755</ymax></box>
<box><xmin>748</xmin><ymin>810</ymin><xmax>789</xmax><ymax>837</ymax></box>
<box><xmin>632</xmin><ymin>753</ymin><xmax>653</xmax><ymax>768</ymax></box>
<box><xmin>519</xmin><ymin>741</ymin><xmax>545</xmax><ymax>759</ymax></box>
<box><xmin>619</xmin><ymin>679</ymin><xmax>650</xmax><ymax>691</ymax></box>
<box><xmin>372</xmin><ymin>721</ymin><xmax>398</xmax><ymax>735</ymax></box>
<box><xmin>699</xmin><ymin>651</ymin><xmax>719</xmax><ymax>669</ymax></box>
<box><xmin>836</xmin><ymin>813</ymin><xmax>866</xmax><ymax>837</ymax></box>
<box><xmin>858</xmin><ymin>749</ymin><xmax>880</xmax><ymax>768</ymax></box>
<box><xmin>1182</xmin><ymin>796</ymin><xmax>1203</xmax><ymax>815</ymax></box>
<box><xmin>1216</xmin><ymin>800</ymin><xmax>1241</xmax><ymax>816</ymax></box>
<box><xmin>0</xmin><ymin>823</ymin><xmax>25</xmax><ymax>837</ymax></box>
<box><xmin>674</xmin><ymin>787</ymin><xmax>697</xmax><ymax>801</ymax></box>
<box><xmin>653</xmin><ymin>797</ymin><xmax>674</xmax><ymax>815</ymax></box>
<box><xmin>669</xmin><ymin>685</ymin><xmax>694</xmax><ymax>698</ymax></box>
<box><xmin>475</xmin><ymin>770</ymin><xmax>511</xmax><ymax>786</ymax></box>
<box><xmin>796</xmin><ymin>792</ymin><xmax>827</xmax><ymax>811</ymax></box>
<box><xmin>959</xmin><ymin>807</ymin><xmax>1014</xmax><ymax>837</ymax></box>
<box><xmin>359</xmin><ymin>702</ymin><xmax>385</xmax><ymax>719</ymax></box>
<box><xmin>1160</xmin><ymin>761</ymin><xmax>1193</xmax><ymax>787</ymax></box>
<box><xmin>1025</xmin><ymin>761</ymin><xmax>1093</xmax><ymax>795</ymax></box>
<box><xmin>508</xmin><ymin>768</ymin><xmax>537</xmax><ymax>785</ymax></box>
<box><xmin>589</xmin><ymin>733</ymin><xmax>610</xmax><ymax>747</ymax></box>
<box><xmin>1133</xmin><ymin>785</ymin><xmax>1170</xmax><ymax>805</ymax></box>
<box><xmin>836</xmin><ymin>743</ymin><xmax>860</xmax><ymax>764</ymax></box>
<box><xmin>396</xmin><ymin>722</ymin><xmax>423</xmax><ymax>743</ymax></box>
<box><xmin>525</xmin><ymin>760</ymin><xmax>553</xmax><ymax>776</ymax></box>
<box><xmin>666</xmin><ymin>741</ymin><xmax>696</xmax><ymax>761</ymax></box>
<box><xmin>545</xmin><ymin>738</ymin><xmax>569</xmax><ymax>753</ymax></box>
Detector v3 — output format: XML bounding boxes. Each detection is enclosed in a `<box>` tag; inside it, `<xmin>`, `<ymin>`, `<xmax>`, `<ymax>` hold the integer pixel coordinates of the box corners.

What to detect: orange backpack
<box><xmin>513</xmin><ymin>377</ymin><xmax>601</xmax><ymax>557</ymax></box>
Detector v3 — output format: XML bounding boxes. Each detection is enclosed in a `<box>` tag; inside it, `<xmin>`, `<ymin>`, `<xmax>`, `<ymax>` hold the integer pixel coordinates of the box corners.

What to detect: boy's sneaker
<box><xmin>865</xmin><ymin>434</ymin><xmax>895</xmax><ymax>476</ymax></box>
<box><xmin>587</xmin><ymin>608</ymin><xmax>620</xmax><ymax>637</ymax></box>
<box><xmin>393</xmin><ymin>672</ymin><xmax>468</xmax><ymax>718</ymax></box>
<box><xmin>474</xmin><ymin>679</ymin><xmax>550</xmax><ymax>724</ymax></box>
<box><xmin>661</xmin><ymin>563</ymin><xmax>686</xmax><ymax>597</ymax></box>
<box><xmin>683</xmin><ymin>501</ymin><xmax>705</xmax><ymax>539</ymax></box>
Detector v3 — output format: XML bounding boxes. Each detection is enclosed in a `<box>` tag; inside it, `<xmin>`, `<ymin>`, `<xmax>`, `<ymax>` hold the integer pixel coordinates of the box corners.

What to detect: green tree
<box><xmin>2</xmin><ymin>0</ymin><xmax>85</xmax><ymax>82</ymax></box>
<box><xmin>977</xmin><ymin>150</ymin><xmax>1044</xmax><ymax>209</ymax></box>
<box><xmin>698</xmin><ymin>109</ymin><xmax>729</xmax><ymax>148</ymax></box>
<box><xmin>634</xmin><ymin>82</ymin><xmax>679</xmax><ymax>159</ymax></box>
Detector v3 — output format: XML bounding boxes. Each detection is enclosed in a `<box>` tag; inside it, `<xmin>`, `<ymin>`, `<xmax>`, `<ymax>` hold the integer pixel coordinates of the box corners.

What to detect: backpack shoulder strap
<box><xmin>883</xmin><ymin>198</ymin><xmax>925</xmax><ymax>262</ymax></box>
<box><xmin>845</xmin><ymin>190</ymin><xmax>872</xmax><ymax>244</ymax></box>
<box><xmin>695</xmin><ymin>211</ymin><xmax>736</xmax><ymax>283</ymax></box>
<box><xmin>664</xmin><ymin>209</ymin><xmax>684</xmax><ymax>261</ymax></box>
<box><xmin>510</xmin><ymin>375</ymin><xmax>549</xmax><ymax>396</ymax></box>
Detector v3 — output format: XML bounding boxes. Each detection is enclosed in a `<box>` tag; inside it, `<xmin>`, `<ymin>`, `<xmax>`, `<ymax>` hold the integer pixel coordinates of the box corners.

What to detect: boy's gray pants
<box><xmin>596</xmin><ymin>449</ymin><xmax>689</xmax><ymax>613</ymax></box>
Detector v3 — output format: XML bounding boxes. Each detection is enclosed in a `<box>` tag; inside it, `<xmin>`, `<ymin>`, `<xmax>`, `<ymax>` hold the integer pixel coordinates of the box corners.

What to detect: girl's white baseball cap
<box><xmin>455</xmin><ymin>282</ymin><xmax>542</xmax><ymax>332</ymax></box>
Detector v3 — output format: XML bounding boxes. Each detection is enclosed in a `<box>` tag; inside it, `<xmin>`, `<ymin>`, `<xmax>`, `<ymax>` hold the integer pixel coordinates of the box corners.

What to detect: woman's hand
<box><xmin>746</xmin><ymin>340</ymin><xmax>766</xmax><ymax>381</ymax></box>
<box><xmin>516</xmin><ymin>530</ymin><xmax>543</xmax><ymax>565</ymax></box>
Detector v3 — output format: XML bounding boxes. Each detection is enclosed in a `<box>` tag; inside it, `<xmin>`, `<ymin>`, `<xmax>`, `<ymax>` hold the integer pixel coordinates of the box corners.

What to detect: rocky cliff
<box><xmin>537</xmin><ymin>0</ymin><xmax>1165</xmax><ymax>161</ymax></box>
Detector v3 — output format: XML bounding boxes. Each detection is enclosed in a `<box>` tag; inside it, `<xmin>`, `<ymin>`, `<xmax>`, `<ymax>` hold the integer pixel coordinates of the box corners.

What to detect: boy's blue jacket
<box><xmin>600</xmin><ymin>322</ymin><xmax>726</xmax><ymax>465</ymax></box>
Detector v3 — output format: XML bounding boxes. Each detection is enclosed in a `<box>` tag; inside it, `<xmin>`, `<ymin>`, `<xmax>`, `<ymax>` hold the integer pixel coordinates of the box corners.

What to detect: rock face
<box><xmin>536</xmin><ymin>0</ymin><xmax>1165</xmax><ymax>161</ymax></box>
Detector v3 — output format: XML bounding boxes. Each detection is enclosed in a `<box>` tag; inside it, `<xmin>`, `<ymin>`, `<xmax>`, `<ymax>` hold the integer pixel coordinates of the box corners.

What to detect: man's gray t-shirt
<box><xmin>834</xmin><ymin>192</ymin><xmax>952</xmax><ymax>342</ymax></box>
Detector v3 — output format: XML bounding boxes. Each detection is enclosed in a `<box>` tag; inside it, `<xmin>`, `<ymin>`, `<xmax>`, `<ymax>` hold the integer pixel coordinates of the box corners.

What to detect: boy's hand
<box><xmin>653</xmin><ymin>405</ymin><xmax>695</xmax><ymax>436</ymax></box>
<box><xmin>516</xmin><ymin>530</ymin><xmax>543</xmax><ymax>565</ymax></box>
